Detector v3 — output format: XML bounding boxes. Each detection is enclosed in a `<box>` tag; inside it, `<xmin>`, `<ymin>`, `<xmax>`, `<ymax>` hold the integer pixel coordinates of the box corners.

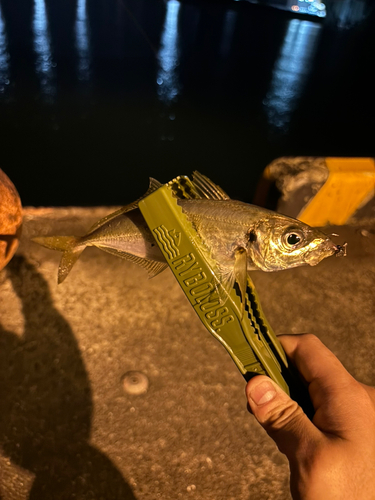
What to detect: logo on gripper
<box><xmin>153</xmin><ymin>225</ymin><xmax>181</xmax><ymax>260</ymax></box>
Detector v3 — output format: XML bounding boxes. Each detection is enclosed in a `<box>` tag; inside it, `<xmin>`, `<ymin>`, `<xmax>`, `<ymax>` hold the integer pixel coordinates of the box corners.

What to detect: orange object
<box><xmin>298</xmin><ymin>157</ymin><xmax>375</xmax><ymax>226</ymax></box>
<box><xmin>0</xmin><ymin>169</ymin><xmax>22</xmax><ymax>271</ymax></box>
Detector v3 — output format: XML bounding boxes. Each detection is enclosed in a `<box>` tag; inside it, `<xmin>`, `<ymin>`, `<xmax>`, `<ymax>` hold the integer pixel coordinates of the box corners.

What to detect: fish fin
<box><xmin>233</xmin><ymin>247</ymin><xmax>248</xmax><ymax>318</ymax></box>
<box><xmin>191</xmin><ymin>171</ymin><xmax>230</xmax><ymax>200</ymax></box>
<box><xmin>58</xmin><ymin>245</ymin><xmax>85</xmax><ymax>284</ymax></box>
<box><xmin>32</xmin><ymin>235</ymin><xmax>78</xmax><ymax>251</ymax></box>
<box><xmin>32</xmin><ymin>236</ymin><xmax>85</xmax><ymax>284</ymax></box>
<box><xmin>86</xmin><ymin>178</ymin><xmax>163</xmax><ymax>235</ymax></box>
<box><xmin>213</xmin><ymin>268</ymin><xmax>234</xmax><ymax>306</ymax></box>
<box><xmin>148</xmin><ymin>177</ymin><xmax>163</xmax><ymax>193</ymax></box>
<box><xmin>97</xmin><ymin>246</ymin><xmax>168</xmax><ymax>278</ymax></box>
<box><xmin>213</xmin><ymin>248</ymin><xmax>248</xmax><ymax>315</ymax></box>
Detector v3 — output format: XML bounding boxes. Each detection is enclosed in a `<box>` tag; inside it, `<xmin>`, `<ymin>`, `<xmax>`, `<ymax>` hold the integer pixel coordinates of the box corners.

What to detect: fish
<box><xmin>32</xmin><ymin>172</ymin><xmax>346</xmax><ymax>305</ymax></box>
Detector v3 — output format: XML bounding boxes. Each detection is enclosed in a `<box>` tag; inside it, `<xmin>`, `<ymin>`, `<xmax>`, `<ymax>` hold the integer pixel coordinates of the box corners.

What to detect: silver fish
<box><xmin>33</xmin><ymin>173</ymin><xmax>345</xmax><ymax>299</ymax></box>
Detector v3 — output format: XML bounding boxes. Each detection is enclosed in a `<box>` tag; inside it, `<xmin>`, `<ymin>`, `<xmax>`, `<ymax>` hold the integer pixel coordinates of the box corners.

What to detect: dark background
<box><xmin>0</xmin><ymin>0</ymin><xmax>374</xmax><ymax>207</ymax></box>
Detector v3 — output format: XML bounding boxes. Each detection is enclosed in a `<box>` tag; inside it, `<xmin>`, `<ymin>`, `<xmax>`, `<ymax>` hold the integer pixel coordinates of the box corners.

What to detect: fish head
<box><xmin>246</xmin><ymin>215</ymin><xmax>343</xmax><ymax>272</ymax></box>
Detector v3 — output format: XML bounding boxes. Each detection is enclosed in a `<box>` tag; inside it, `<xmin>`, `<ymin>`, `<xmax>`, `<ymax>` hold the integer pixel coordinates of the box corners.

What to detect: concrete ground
<box><xmin>0</xmin><ymin>207</ymin><xmax>374</xmax><ymax>500</ymax></box>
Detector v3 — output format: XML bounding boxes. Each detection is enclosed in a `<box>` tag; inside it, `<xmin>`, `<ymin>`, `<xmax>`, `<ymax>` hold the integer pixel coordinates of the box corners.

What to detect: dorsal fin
<box><xmin>191</xmin><ymin>171</ymin><xmax>230</xmax><ymax>200</ymax></box>
<box><xmin>86</xmin><ymin>178</ymin><xmax>162</xmax><ymax>235</ymax></box>
<box><xmin>147</xmin><ymin>177</ymin><xmax>163</xmax><ymax>194</ymax></box>
<box><xmin>98</xmin><ymin>246</ymin><xmax>168</xmax><ymax>278</ymax></box>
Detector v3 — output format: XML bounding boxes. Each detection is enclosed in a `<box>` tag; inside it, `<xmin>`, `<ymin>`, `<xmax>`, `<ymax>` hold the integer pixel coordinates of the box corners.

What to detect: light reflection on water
<box><xmin>0</xmin><ymin>4</ymin><xmax>9</xmax><ymax>93</ymax></box>
<box><xmin>330</xmin><ymin>0</ymin><xmax>370</xmax><ymax>28</ymax></box>
<box><xmin>33</xmin><ymin>0</ymin><xmax>55</xmax><ymax>98</ymax></box>
<box><xmin>156</xmin><ymin>0</ymin><xmax>181</xmax><ymax>105</ymax></box>
<box><xmin>263</xmin><ymin>18</ymin><xmax>322</xmax><ymax>131</ymax></box>
<box><xmin>220</xmin><ymin>10</ymin><xmax>237</xmax><ymax>58</ymax></box>
<box><xmin>0</xmin><ymin>0</ymin><xmax>372</xmax><ymax>206</ymax></box>
<box><xmin>75</xmin><ymin>0</ymin><xmax>90</xmax><ymax>82</ymax></box>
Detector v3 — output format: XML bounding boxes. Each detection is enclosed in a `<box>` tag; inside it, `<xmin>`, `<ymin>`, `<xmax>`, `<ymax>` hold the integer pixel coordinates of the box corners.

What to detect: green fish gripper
<box><xmin>139</xmin><ymin>176</ymin><xmax>314</xmax><ymax>419</ymax></box>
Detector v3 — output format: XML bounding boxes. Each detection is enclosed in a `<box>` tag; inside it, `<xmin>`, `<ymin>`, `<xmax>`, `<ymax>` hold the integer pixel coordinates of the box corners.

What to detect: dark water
<box><xmin>0</xmin><ymin>0</ymin><xmax>374</xmax><ymax>206</ymax></box>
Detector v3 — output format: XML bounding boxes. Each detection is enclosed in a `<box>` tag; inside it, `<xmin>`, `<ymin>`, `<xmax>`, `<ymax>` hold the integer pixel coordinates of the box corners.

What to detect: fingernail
<box><xmin>249</xmin><ymin>380</ymin><xmax>277</xmax><ymax>406</ymax></box>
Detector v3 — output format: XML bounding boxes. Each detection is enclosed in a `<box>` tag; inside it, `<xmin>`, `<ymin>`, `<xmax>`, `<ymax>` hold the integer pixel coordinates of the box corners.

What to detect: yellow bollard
<box><xmin>260</xmin><ymin>157</ymin><xmax>375</xmax><ymax>227</ymax></box>
<box><xmin>298</xmin><ymin>158</ymin><xmax>375</xmax><ymax>226</ymax></box>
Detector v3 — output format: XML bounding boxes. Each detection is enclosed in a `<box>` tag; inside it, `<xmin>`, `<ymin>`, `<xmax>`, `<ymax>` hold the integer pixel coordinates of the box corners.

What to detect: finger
<box><xmin>360</xmin><ymin>383</ymin><xmax>375</xmax><ymax>408</ymax></box>
<box><xmin>278</xmin><ymin>334</ymin><xmax>354</xmax><ymax>388</ymax></box>
<box><xmin>279</xmin><ymin>334</ymin><xmax>373</xmax><ymax>437</ymax></box>
<box><xmin>246</xmin><ymin>375</ymin><xmax>322</xmax><ymax>463</ymax></box>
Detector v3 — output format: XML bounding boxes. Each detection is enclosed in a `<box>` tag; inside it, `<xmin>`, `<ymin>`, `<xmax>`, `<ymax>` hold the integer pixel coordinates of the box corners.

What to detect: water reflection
<box><xmin>330</xmin><ymin>0</ymin><xmax>369</xmax><ymax>29</ymax></box>
<box><xmin>220</xmin><ymin>10</ymin><xmax>237</xmax><ymax>58</ymax></box>
<box><xmin>156</xmin><ymin>0</ymin><xmax>181</xmax><ymax>104</ymax></box>
<box><xmin>33</xmin><ymin>0</ymin><xmax>55</xmax><ymax>98</ymax></box>
<box><xmin>75</xmin><ymin>0</ymin><xmax>90</xmax><ymax>81</ymax></box>
<box><xmin>287</xmin><ymin>0</ymin><xmax>326</xmax><ymax>18</ymax></box>
<box><xmin>0</xmin><ymin>3</ymin><xmax>9</xmax><ymax>93</ymax></box>
<box><xmin>263</xmin><ymin>19</ymin><xmax>322</xmax><ymax>131</ymax></box>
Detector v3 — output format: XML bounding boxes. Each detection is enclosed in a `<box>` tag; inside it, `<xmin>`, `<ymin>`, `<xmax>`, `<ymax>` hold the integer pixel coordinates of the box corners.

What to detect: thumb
<box><xmin>246</xmin><ymin>375</ymin><xmax>320</xmax><ymax>460</ymax></box>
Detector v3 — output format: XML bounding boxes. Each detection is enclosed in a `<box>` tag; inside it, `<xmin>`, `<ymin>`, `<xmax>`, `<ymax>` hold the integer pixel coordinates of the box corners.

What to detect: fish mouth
<box><xmin>333</xmin><ymin>242</ymin><xmax>347</xmax><ymax>257</ymax></box>
<box><xmin>303</xmin><ymin>238</ymin><xmax>346</xmax><ymax>266</ymax></box>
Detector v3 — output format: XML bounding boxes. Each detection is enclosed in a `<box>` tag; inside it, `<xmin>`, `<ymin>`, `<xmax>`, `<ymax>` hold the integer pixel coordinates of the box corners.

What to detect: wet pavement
<box><xmin>0</xmin><ymin>207</ymin><xmax>374</xmax><ymax>499</ymax></box>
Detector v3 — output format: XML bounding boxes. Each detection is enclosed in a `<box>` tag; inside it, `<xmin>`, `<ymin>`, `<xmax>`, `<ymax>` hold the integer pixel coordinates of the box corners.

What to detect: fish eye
<box><xmin>282</xmin><ymin>229</ymin><xmax>304</xmax><ymax>249</ymax></box>
<box><xmin>287</xmin><ymin>233</ymin><xmax>301</xmax><ymax>246</ymax></box>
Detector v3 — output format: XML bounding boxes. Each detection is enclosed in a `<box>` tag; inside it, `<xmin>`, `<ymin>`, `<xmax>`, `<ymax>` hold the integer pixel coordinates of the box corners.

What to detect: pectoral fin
<box><xmin>233</xmin><ymin>247</ymin><xmax>248</xmax><ymax>317</ymax></box>
<box><xmin>213</xmin><ymin>247</ymin><xmax>248</xmax><ymax>315</ymax></box>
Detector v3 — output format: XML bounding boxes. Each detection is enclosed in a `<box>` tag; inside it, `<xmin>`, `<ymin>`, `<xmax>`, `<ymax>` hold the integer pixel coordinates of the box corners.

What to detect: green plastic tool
<box><xmin>139</xmin><ymin>176</ymin><xmax>314</xmax><ymax>419</ymax></box>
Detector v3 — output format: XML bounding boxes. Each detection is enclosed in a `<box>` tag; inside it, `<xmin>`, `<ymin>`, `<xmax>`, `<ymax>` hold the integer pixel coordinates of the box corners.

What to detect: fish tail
<box><xmin>32</xmin><ymin>236</ymin><xmax>85</xmax><ymax>284</ymax></box>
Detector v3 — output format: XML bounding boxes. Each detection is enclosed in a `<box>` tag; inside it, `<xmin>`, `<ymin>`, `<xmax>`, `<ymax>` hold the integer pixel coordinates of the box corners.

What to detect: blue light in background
<box><xmin>263</xmin><ymin>19</ymin><xmax>322</xmax><ymax>131</ymax></box>
<box><xmin>0</xmin><ymin>4</ymin><xmax>9</xmax><ymax>94</ymax></box>
<box><xmin>157</xmin><ymin>0</ymin><xmax>181</xmax><ymax>104</ymax></box>
<box><xmin>220</xmin><ymin>10</ymin><xmax>237</xmax><ymax>58</ymax></box>
<box><xmin>287</xmin><ymin>0</ymin><xmax>326</xmax><ymax>17</ymax></box>
<box><xmin>334</xmin><ymin>0</ymin><xmax>367</xmax><ymax>29</ymax></box>
<box><xmin>75</xmin><ymin>0</ymin><xmax>90</xmax><ymax>81</ymax></box>
<box><xmin>33</xmin><ymin>0</ymin><xmax>55</xmax><ymax>98</ymax></box>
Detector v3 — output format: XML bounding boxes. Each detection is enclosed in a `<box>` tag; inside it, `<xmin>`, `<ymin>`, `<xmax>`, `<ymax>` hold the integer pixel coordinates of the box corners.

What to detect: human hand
<box><xmin>246</xmin><ymin>334</ymin><xmax>375</xmax><ymax>500</ymax></box>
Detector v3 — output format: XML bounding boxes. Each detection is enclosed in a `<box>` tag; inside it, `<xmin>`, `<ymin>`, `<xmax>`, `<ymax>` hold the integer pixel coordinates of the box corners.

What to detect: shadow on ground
<box><xmin>0</xmin><ymin>256</ymin><xmax>136</xmax><ymax>499</ymax></box>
